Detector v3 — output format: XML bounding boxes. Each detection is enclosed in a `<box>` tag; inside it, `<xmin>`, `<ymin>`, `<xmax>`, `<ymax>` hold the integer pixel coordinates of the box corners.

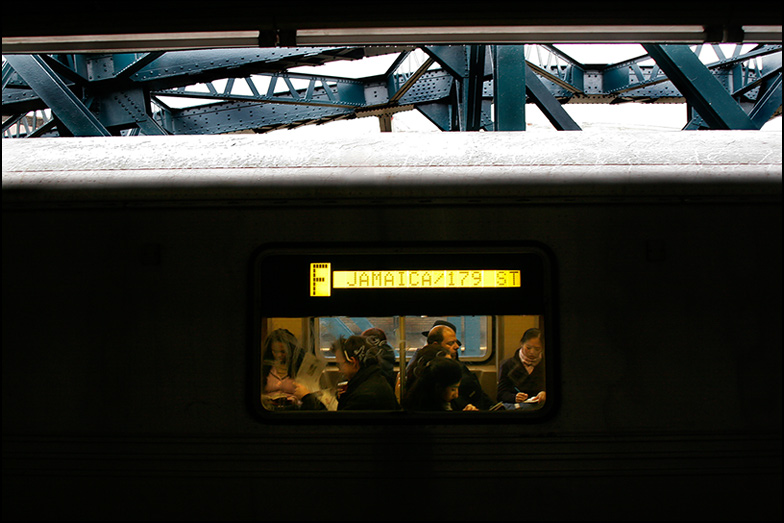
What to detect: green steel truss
<box><xmin>3</xmin><ymin>44</ymin><xmax>781</xmax><ymax>137</ymax></box>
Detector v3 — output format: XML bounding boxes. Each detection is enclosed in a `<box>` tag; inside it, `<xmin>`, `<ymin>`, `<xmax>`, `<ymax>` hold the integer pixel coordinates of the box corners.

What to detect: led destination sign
<box><xmin>310</xmin><ymin>263</ymin><xmax>520</xmax><ymax>297</ymax></box>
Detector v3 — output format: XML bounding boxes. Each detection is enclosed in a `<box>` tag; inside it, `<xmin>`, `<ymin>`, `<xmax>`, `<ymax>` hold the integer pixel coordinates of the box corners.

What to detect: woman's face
<box><xmin>335</xmin><ymin>349</ymin><xmax>359</xmax><ymax>380</ymax></box>
<box><xmin>271</xmin><ymin>341</ymin><xmax>288</xmax><ymax>364</ymax></box>
<box><xmin>521</xmin><ymin>336</ymin><xmax>544</xmax><ymax>365</ymax></box>
<box><xmin>442</xmin><ymin>382</ymin><xmax>460</xmax><ymax>403</ymax></box>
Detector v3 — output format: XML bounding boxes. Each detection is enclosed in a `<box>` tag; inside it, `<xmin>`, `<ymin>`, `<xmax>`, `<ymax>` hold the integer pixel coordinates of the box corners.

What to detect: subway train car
<box><xmin>2</xmin><ymin>131</ymin><xmax>781</xmax><ymax>521</ymax></box>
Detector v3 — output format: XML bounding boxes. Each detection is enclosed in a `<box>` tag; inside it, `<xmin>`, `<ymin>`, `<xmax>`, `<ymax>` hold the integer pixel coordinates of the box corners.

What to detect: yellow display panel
<box><xmin>310</xmin><ymin>263</ymin><xmax>332</xmax><ymax>297</ymax></box>
<box><xmin>311</xmin><ymin>264</ymin><xmax>520</xmax><ymax>297</ymax></box>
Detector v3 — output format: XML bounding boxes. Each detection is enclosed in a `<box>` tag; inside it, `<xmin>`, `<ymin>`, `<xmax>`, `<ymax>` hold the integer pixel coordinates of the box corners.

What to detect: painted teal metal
<box><xmin>3</xmin><ymin>45</ymin><xmax>780</xmax><ymax>137</ymax></box>
<box><xmin>492</xmin><ymin>45</ymin><xmax>526</xmax><ymax>131</ymax></box>
<box><xmin>524</xmin><ymin>65</ymin><xmax>581</xmax><ymax>131</ymax></box>
<box><xmin>643</xmin><ymin>44</ymin><xmax>757</xmax><ymax>130</ymax></box>
<box><xmin>5</xmin><ymin>54</ymin><xmax>111</xmax><ymax>137</ymax></box>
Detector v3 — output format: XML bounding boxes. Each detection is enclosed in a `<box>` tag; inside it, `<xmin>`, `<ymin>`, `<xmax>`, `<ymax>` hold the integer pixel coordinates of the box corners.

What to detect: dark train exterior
<box><xmin>2</xmin><ymin>131</ymin><xmax>781</xmax><ymax>520</ymax></box>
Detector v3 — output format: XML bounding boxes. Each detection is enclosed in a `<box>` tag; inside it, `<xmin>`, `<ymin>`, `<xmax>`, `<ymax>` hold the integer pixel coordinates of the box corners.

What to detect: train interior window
<box><xmin>260</xmin><ymin>315</ymin><xmax>544</xmax><ymax>414</ymax></box>
<box><xmin>253</xmin><ymin>245</ymin><xmax>554</xmax><ymax>418</ymax></box>
<box><xmin>316</xmin><ymin>316</ymin><xmax>490</xmax><ymax>362</ymax></box>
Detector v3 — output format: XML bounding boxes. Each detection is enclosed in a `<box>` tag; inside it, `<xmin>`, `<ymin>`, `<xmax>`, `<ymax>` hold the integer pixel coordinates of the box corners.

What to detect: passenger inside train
<box><xmin>407</xmin><ymin>320</ymin><xmax>494</xmax><ymax>410</ymax></box>
<box><xmin>497</xmin><ymin>328</ymin><xmax>546</xmax><ymax>410</ymax></box>
<box><xmin>293</xmin><ymin>335</ymin><xmax>401</xmax><ymax>411</ymax></box>
<box><xmin>258</xmin><ymin>315</ymin><xmax>547</xmax><ymax>415</ymax></box>
<box><xmin>260</xmin><ymin>329</ymin><xmax>306</xmax><ymax>411</ymax></box>
<box><xmin>359</xmin><ymin>327</ymin><xmax>397</xmax><ymax>390</ymax></box>
<box><xmin>253</xmin><ymin>247</ymin><xmax>551</xmax><ymax>415</ymax></box>
<box><xmin>402</xmin><ymin>348</ymin><xmax>466</xmax><ymax>411</ymax></box>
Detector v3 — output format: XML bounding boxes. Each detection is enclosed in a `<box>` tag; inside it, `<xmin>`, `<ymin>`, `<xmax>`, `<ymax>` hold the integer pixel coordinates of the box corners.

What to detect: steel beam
<box><xmin>492</xmin><ymin>45</ymin><xmax>526</xmax><ymax>131</ymax></box>
<box><xmin>748</xmin><ymin>72</ymin><xmax>782</xmax><ymax>129</ymax></box>
<box><xmin>416</xmin><ymin>102</ymin><xmax>456</xmax><ymax>131</ymax></box>
<box><xmin>642</xmin><ymin>44</ymin><xmax>756</xmax><ymax>130</ymax></box>
<box><xmin>388</xmin><ymin>57</ymin><xmax>436</xmax><ymax>103</ymax></box>
<box><xmin>3</xmin><ymin>45</ymin><xmax>780</xmax><ymax>137</ymax></box>
<box><xmin>155</xmin><ymin>73</ymin><xmax>367</xmax><ymax>108</ymax></box>
<box><xmin>424</xmin><ymin>45</ymin><xmax>470</xmax><ymax>78</ymax></box>
<box><xmin>461</xmin><ymin>45</ymin><xmax>487</xmax><ymax>131</ymax></box>
<box><xmin>425</xmin><ymin>45</ymin><xmax>491</xmax><ymax>131</ymax></box>
<box><xmin>128</xmin><ymin>47</ymin><xmax>371</xmax><ymax>91</ymax></box>
<box><xmin>4</xmin><ymin>55</ymin><xmax>110</xmax><ymax>136</ymax></box>
<box><xmin>160</xmin><ymin>100</ymin><xmax>355</xmax><ymax>134</ymax></box>
<box><xmin>525</xmin><ymin>65</ymin><xmax>581</xmax><ymax>130</ymax></box>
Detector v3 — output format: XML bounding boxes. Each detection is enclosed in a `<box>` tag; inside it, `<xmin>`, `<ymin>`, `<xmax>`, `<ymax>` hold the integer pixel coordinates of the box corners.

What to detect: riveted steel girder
<box><xmin>643</xmin><ymin>44</ymin><xmax>757</xmax><ymax>129</ymax></box>
<box><xmin>4</xmin><ymin>54</ymin><xmax>110</xmax><ymax>136</ymax></box>
<box><xmin>462</xmin><ymin>45</ymin><xmax>487</xmax><ymax>131</ymax></box>
<box><xmin>3</xmin><ymin>44</ymin><xmax>781</xmax><ymax>137</ymax></box>
<box><xmin>424</xmin><ymin>45</ymin><xmax>492</xmax><ymax>131</ymax></box>
<box><xmin>525</xmin><ymin>65</ymin><xmax>581</xmax><ymax>130</ymax></box>
<box><xmin>492</xmin><ymin>46</ymin><xmax>526</xmax><ymax>131</ymax></box>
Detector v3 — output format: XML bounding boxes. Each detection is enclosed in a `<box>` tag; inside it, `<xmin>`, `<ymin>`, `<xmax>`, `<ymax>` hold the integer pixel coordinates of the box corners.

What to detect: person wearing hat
<box><xmin>420</xmin><ymin>320</ymin><xmax>462</xmax><ymax>358</ymax></box>
<box><xmin>405</xmin><ymin>320</ymin><xmax>493</xmax><ymax>410</ymax></box>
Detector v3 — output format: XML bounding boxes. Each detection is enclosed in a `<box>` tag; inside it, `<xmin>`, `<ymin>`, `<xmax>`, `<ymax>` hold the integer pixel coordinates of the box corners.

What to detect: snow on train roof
<box><xmin>3</xmin><ymin>131</ymin><xmax>781</xmax><ymax>202</ymax></box>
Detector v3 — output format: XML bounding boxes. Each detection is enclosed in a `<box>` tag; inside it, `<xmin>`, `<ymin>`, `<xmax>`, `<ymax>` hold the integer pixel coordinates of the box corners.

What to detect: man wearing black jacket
<box><xmin>412</xmin><ymin>320</ymin><xmax>494</xmax><ymax>410</ymax></box>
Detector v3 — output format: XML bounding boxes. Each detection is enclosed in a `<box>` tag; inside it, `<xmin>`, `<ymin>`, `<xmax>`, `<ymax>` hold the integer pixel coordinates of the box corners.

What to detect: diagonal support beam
<box><xmin>102</xmin><ymin>52</ymin><xmax>167</xmax><ymax>82</ymax></box>
<box><xmin>525</xmin><ymin>64</ymin><xmax>581</xmax><ymax>130</ymax></box>
<box><xmin>748</xmin><ymin>72</ymin><xmax>782</xmax><ymax>129</ymax></box>
<box><xmin>4</xmin><ymin>55</ymin><xmax>110</xmax><ymax>136</ymax></box>
<box><xmin>416</xmin><ymin>102</ymin><xmax>456</xmax><ymax>131</ymax></box>
<box><xmin>423</xmin><ymin>45</ymin><xmax>470</xmax><ymax>78</ymax></box>
<box><xmin>388</xmin><ymin>56</ymin><xmax>436</xmax><ymax>103</ymax></box>
<box><xmin>134</xmin><ymin>115</ymin><xmax>170</xmax><ymax>136</ymax></box>
<box><xmin>642</xmin><ymin>44</ymin><xmax>756</xmax><ymax>130</ymax></box>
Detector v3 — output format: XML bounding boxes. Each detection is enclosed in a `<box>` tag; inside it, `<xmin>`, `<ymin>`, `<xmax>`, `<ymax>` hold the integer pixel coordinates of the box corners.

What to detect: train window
<box><xmin>316</xmin><ymin>316</ymin><xmax>490</xmax><ymax>362</ymax></box>
<box><xmin>252</xmin><ymin>245</ymin><xmax>555</xmax><ymax>420</ymax></box>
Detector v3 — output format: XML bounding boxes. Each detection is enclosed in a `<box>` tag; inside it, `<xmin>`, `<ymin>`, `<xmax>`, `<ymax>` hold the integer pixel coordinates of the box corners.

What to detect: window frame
<box><xmin>250</xmin><ymin>242</ymin><xmax>558</xmax><ymax>423</ymax></box>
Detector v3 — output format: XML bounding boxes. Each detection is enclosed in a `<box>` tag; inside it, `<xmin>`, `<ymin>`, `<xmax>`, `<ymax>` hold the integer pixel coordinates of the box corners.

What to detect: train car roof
<box><xmin>3</xmin><ymin>132</ymin><xmax>781</xmax><ymax>204</ymax></box>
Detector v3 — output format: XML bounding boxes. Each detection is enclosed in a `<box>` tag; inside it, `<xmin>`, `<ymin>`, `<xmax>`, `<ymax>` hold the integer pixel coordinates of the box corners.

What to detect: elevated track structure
<box><xmin>3</xmin><ymin>43</ymin><xmax>781</xmax><ymax>137</ymax></box>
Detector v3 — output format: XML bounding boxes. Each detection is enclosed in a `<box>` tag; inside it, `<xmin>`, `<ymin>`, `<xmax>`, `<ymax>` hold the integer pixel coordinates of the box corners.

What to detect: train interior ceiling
<box><xmin>2</xmin><ymin>5</ymin><xmax>782</xmax><ymax>523</ymax></box>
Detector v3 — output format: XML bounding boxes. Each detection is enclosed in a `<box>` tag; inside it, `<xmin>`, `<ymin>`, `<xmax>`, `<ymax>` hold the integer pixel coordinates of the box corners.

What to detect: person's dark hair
<box><xmin>520</xmin><ymin>328</ymin><xmax>543</xmax><ymax>345</ymax></box>
<box><xmin>361</xmin><ymin>327</ymin><xmax>387</xmax><ymax>342</ymax></box>
<box><xmin>360</xmin><ymin>328</ymin><xmax>397</xmax><ymax>388</ymax></box>
<box><xmin>333</xmin><ymin>335</ymin><xmax>381</xmax><ymax>368</ymax></box>
<box><xmin>261</xmin><ymin>328</ymin><xmax>304</xmax><ymax>380</ymax></box>
<box><xmin>403</xmin><ymin>355</ymin><xmax>462</xmax><ymax>411</ymax></box>
<box><xmin>406</xmin><ymin>343</ymin><xmax>448</xmax><ymax>384</ymax></box>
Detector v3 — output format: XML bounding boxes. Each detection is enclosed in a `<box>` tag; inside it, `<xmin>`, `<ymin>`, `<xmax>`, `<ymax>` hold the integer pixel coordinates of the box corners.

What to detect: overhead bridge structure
<box><xmin>3</xmin><ymin>43</ymin><xmax>782</xmax><ymax>137</ymax></box>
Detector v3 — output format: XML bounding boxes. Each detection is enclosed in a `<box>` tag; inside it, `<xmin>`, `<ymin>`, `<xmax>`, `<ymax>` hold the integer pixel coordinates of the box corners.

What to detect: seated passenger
<box><xmin>407</xmin><ymin>320</ymin><xmax>493</xmax><ymax>410</ymax></box>
<box><xmin>404</xmin><ymin>343</ymin><xmax>449</xmax><ymax>394</ymax></box>
<box><xmin>360</xmin><ymin>327</ymin><xmax>397</xmax><ymax>390</ymax></box>
<box><xmin>497</xmin><ymin>328</ymin><xmax>546</xmax><ymax>406</ymax></box>
<box><xmin>402</xmin><ymin>351</ymin><xmax>470</xmax><ymax>411</ymax></box>
<box><xmin>294</xmin><ymin>335</ymin><xmax>400</xmax><ymax>411</ymax></box>
<box><xmin>261</xmin><ymin>328</ymin><xmax>304</xmax><ymax>410</ymax></box>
